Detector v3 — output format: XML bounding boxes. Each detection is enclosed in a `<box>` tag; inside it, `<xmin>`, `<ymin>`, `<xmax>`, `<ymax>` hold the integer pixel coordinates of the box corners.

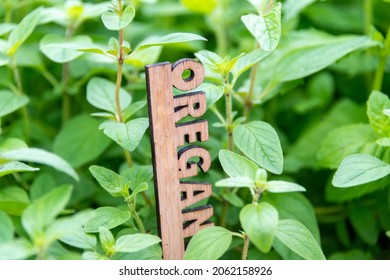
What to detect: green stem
<box><xmin>132</xmin><ymin>210</ymin><xmax>146</xmax><ymax>233</ymax></box>
<box><xmin>225</xmin><ymin>88</ymin><xmax>233</xmax><ymax>151</ymax></box>
<box><xmin>220</xmin><ymin>200</ymin><xmax>228</xmax><ymax>227</ymax></box>
<box><xmin>39</xmin><ymin>68</ymin><xmax>60</xmax><ymax>87</ymax></box>
<box><xmin>61</xmin><ymin>26</ymin><xmax>74</xmax><ymax>125</ymax></box>
<box><xmin>364</xmin><ymin>0</ymin><xmax>373</xmax><ymax>36</ymax></box>
<box><xmin>215</xmin><ymin>0</ymin><xmax>228</xmax><ymax>57</ymax></box>
<box><xmin>123</xmin><ymin>149</ymin><xmax>133</xmax><ymax>167</ymax></box>
<box><xmin>373</xmin><ymin>26</ymin><xmax>390</xmax><ymax>91</ymax></box>
<box><xmin>4</xmin><ymin>0</ymin><xmax>12</xmax><ymax>23</ymax></box>
<box><xmin>242</xmin><ymin>233</ymin><xmax>249</xmax><ymax>260</ymax></box>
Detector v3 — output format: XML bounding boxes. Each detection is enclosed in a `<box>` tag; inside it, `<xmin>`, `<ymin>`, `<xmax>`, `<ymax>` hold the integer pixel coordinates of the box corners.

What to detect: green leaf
<box><xmin>180</xmin><ymin>0</ymin><xmax>217</xmax><ymax>14</ymax></box>
<box><xmin>40</xmin><ymin>34</ymin><xmax>92</xmax><ymax>63</ymax></box>
<box><xmin>124</xmin><ymin>45</ymin><xmax>162</xmax><ymax>67</ymax></box>
<box><xmin>184</xmin><ymin>226</ymin><xmax>232</xmax><ymax>260</ymax></box>
<box><xmin>233</xmin><ymin>121</ymin><xmax>283</xmax><ymax>174</ymax></box>
<box><xmin>221</xmin><ymin>192</ymin><xmax>244</xmax><ymax>208</ymax></box>
<box><xmin>0</xmin><ymin>90</ymin><xmax>29</xmax><ymax>118</ymax></box>
<box><xmin>53</xmin><ymin>114</ymin><xmax>111</xmax><ymax>168</ymax></box>
<box><xmin>239</xmin><ymin>202</ymin><xmax>278</xmax><ymax>253</ymax></box>
<box><xmin>99</xmin><ymin>118</ymin><xmax>149</xmax><ymax>152</ymax></box>
<box><xmin>275</xmin><ymin>219</ymin><xmax>325</xmax><ymax>260</ymax></box>
<box><xmin>377</xmin><ymin>137</ymin><xmax>390</xmax><ymax>147</ymax></box>
<box><xmin>266</xmin><ymin>181</ymin><xmax>306</xmax><ymax>193</ymax></box>
<box><xmin>136</xmin><ymin>32</ymin><xmax>207</xmax><ymax>51</ymax></box>
<box><xmin>219</xmin><ymin>150</ymin><xmax>259</xmax><ymax>180</ymax></box>
<box><xmin>317</xmin><ymin>124</ymin><xmax>377</xmax><ymax>169</ymax></box>
<box><xmin>0</xmin><ymin>23</ymin><xmax>15</xmax><ymax>36</ymax></box>
<box><xmin>247</xmin><ymin>0</ymin><xmax>273</xmax><ymax>13</ymax></box>
<box><xmin>195</xmin><ymin>83</ymin><xmax>224</xmax><ymax>109</ymax></box>
<box><xmin>0</xmin><ymin>239</ymin><xmax>35</xmax><ymax>260</ymax></box>
<box><xmin>194</xmin><ymin>50</ymin><xmax>223</xmax><ymax>74</ymax></box>
<box><xmin>272</xmin><ymin>36</ymin><xmax>378</xmax><ymax>83</ymax></box>
<box><xmin>0</xmin><ymin>52</ymin><xmax>9</xmax><ymax>66</ymax></box>
<box><xmin>283</xmin><ymin>0</ymin><xmax>316</xmax><ymax>21</ymax></box>
<box><xmin>0</xmin><ymin>138</ymin><xmax>27</xmax><ymax>152</ymax></box>
<box><xmin>263</xmin><ymin>192</ymin><xmax>320</xmax><ymax>242</ymax></box>
<box><xmin>0</xmin><ymin>211</ymin><xmax>13</xmax><ymax>244</ymax></box>
<box><xmin>0</xmin><ymin>187</ymin><xmax>29</xmax><ymax>216</ymax></box>
<box><xmin>0</xmin><ymin>161</ymin><xmax>39</xmax><ymax>177</ymax></box>
<box><xmin>121</xmin><ymin>165</ymin><xmax>153</xmax><ymax>192</ymax></box>
<box><xmin>367</xmin><ymin>90</ymin><xmax>390</xmax><ymax>137</ymax></box>
<box><xmin>231</xmin><ymin>48</ymin><xmax>271</xmax><ymax>81</ymax></box>
<box><xmin>22</xmin><ymin>185</ymin><xmax>73</xmax><ymax>239</ymax></box>
<box><xmin>123</xmin><ymin>100</ymin><xmax>147</xmax><ymax>121</ymax></box>
<box><xmin>99</xmin><ymin>227</ymin><xmax>115</xmax><ymax>255</ymax></box>
<box><xmin>241</xmin><ymin>3</ymin><xmax>282</xmax><ymax>52</ymax></box>
<box><xmin>60</xmin><ymin>228</ymin><xmax>97</xmax><ymax>250</ymax></box>
<box><xmin>115</xmin><ymin>234</ymin><xmax>161</xmax><ymax>253</ymax></box>
<box><xmin>333</xmin><ymin>153</ymin><xmax>390</xmax><ymax>187</ymax></box>
<box><xmin>84</xmin><ymin>207</ymin><xmax>131</xmax><ymax>233</ymax></box>
<box><xmin>0</xmin><ymin>148</ymin><xmax>78</xmax><ymax>180</ymax></box>
<box><xmin>89</xmin><ymin>165</ymin><xmax>127</xmax><ymax>197</ymax></box>
<box><xmin>7</xmin><ymin>7</ymin><xmax>42</xmax><ymax>56</ymax></box>
<box><xmin>350</xmin><ymin>206</ymin><xmax>379</xmax><ymax>245</ymax></box>
<box><xmin>216</xmin><ymin>177</ymin><xmax>254</xmax><ymax>188</ymax></box>
<box><xmin>87</xmin><ymin>77</ymin><xmax>132</xmax><ymax>118</ymax></box>
<box><xmin>101</xmin><ymin>6</ymin><xmax>135</xmax><ymax>31</ymax></box>
<box><xmin>384</xmin><ymin>109</ymin><xmax>390</xmax><ymax>117</ymax></box>
<box><xmin>132</xmin><ymin>182</ymin><xmax>148</xmax><ymax>197</ymax></box>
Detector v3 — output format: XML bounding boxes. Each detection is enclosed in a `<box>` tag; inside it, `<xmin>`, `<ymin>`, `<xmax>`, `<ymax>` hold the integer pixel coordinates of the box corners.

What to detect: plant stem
<box><xmin>225</xmin><ymin>84</ymin><xmax>234</xmax><ymax>151</ymax></box>
<box><xmin>373</xmin><ymin>26</ymin><xmax>390</xmax><ymax>91</ymax></box>
<box><xmin>242</xmin><ymin>233</ymin><xmax>249</xmax><ymax>260</ymax></box>
<box><xmin>132</xmin><ymin>210</ymin><xmax>146</xmax><ymax>233</ymax></box>
<box><xmin>61</xmin><ymin>26</ymin><xmax>74</xmax><ymax>125</ymax></box>
<box><xmin>215</xmin><ymin>0</ymin><xmax>228</xmax><ymax>57</ymax></box>
<box><xmin>364</xmin><ymin>0</ymin><xmax>373</xmax><ymax>36</ymax></box>
<box><xmin>115</xmin><ymin>62</ymin><xmax>124</xmax><ymax>122</ymax></box>
<box><xmin>123</xmin><ymin>149</ymin><xmax>133</xmax><ymax>167</ymax></box>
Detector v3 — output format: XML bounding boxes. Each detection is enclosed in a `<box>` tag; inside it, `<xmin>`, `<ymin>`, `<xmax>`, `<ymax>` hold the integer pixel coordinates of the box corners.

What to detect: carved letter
<box><xmin>176</xmin><ymin>120</ymin><xmax>209</xmax><ymax>147</ymax></box>
<box><xmin>182</xmin><ymin>206</ymin><xmax>214</xmax><ymax>238</ymax></box>
<box><xmin>181</xmin><ymin>182</ymin><xmax>212</xmax><ymax>209</ymax></box>
<box><xmin>173</xmin><ymin>92</ymin><xmax>207</xmax><ymax>123</ymax></box>
<box><xmin>177</xmin><ymin>146</ymin><xmax>211</xmax><ymax>179</ymax></box>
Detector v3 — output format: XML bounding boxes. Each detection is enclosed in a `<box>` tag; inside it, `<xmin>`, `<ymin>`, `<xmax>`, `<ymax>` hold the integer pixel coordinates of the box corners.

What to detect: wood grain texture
<box><xmin>146</xmin><ymin>59</ymin><xmax>213</xmax><ymax>260</ymax></box>
<box><xmin>146</xmin><ymin>62</ymin><xmax>184</xmax><ymax>260</ymax></box>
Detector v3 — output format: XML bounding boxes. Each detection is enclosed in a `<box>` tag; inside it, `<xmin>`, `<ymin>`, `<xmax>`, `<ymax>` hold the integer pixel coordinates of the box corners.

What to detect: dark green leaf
<box><xmin>0</xmin><ymin>90</ymin><xmax>29</xmax><ymax>118</ymax></box>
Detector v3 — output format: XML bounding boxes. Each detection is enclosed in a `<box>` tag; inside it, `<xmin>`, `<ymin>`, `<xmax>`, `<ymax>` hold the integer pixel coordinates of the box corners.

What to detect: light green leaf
<box><xmin>221</xmin><ymin>192</ymin><xmax>244</xmax><ymax>208</ymax></box>
<box><xmin>0</xmin><ymin>211</ymin><xmax>13</xmax><ymax>244</ymax></box>
<box><xmin>0</xmin><ymin>23</ymin><xmax>15</xmax><ymax>36</ymax></box>
<box><xmin>376</xmin><ymin>137</ymin><xmax>390</xmax><ymax>147</ymax></box>
<box><xmin>126</xmin><ymin>46</ymin><xmax>162</xmax><ymax>67</ymax></box>
<box><xmin>0</xmin><ymin>148</ymin><xmax>78</xmax><ymax>180</ymax></box>
<box><xmin>272</xmin><ymin>36</ymin><xmax>378</xmax><ymax>83</ymax></box>
<box><xmin>115</xmin><ymin>234</ymin><xmax>161</xmax><ymax>253</ymax></box>
<box><xmin>231</xmin><ymin>48</ymin><xmax>271</xmax><ymax>81</ymax></box>
<box><xmin>0</xmin><ymin>161</ymin><xmax>39</xmax><ymax>177</ymax></box>
<box><xmin>216</xmin><ymin>177</ymin><xmax>254</xmax><ymax>188</ymax></box>
<box><xmin>132</xmin><ymin>182</ymin><xmax>148</xmax><ymax>197</ymax></box>
<box><xmin>266</xmin><ymin>181</ymin><xmax>306</xmax><ymax>193</ymax></box>
<box><xmin>40</xmin><ymin>34</ymin><xmax>92</xmax><ymax>63</ymax></box>
<box><xmin>136</xmin><ymin>32</ymin><xmax>207</xmax><ymax>51</ymax></box>
<box><xmin>283</xmin><ymin>0</ymin><xmax>316</xmax><ymax>21</ymax></box>
<box><xmin>87</xmin><ymin>77</ymin><xmax>132</xmax><ymax>117</ymax></box>
<box><xmin>233</xmin><ymin>121</ymin><xmax>283</xmax><ymax>174</ymax></box>
<box><xmin>333</xmin><ymin>153</ymin><xmax>390</xmax><ymax>187</ymax></box>
<box><xmin>384</xmin><ymin>109</ymin><xmax>390</xmax><ymax>117</ymax></box>
<box><xmin>0</xmin><ymin>90</ymin><xmax>29</xmax><ymax>118</ymax></box>
<box><xmin>89</xmin><ymin>165</ymin><xmax>127</xmax><ymax>197</ymax></box>
<box><xmin>367</xmin><ymin>90</ymin><xmax>390</xmax><ymax>137</ymax></box>
<box><xmin>241</xmin><ymin>3</ymin><xmax>282</xmax><ymax>52</ymax></box>
<box><xmin>0</xmin><ymin>187</ymin><xmax>29</xmax><ymax>216</ymax></box>
<box><xmin>275</xmin><ymin>219</ymin><xmax>326</xmax><ymax>260</ymax></box>
<box><xmin>194</xmin><ymin>50</ymin><xmax>223</xmax><ymax>74</ymax></box>
<box><xmin>22</xmin><ymin>185</ymin><xmax>73</xmax><ymax>239</ymax></box>
<box><xmin>7</xmin><ymin>7</ymin><xmax>42</xmax><ymax>56</ymax></box>
<box><xmin>60</xmin><ymin>228</ymin><xmax>97</xmax><ymax>250</ymax></box>
<box><xmin>184</xmin><ymin>226</ymin><xmax>232</xmax><ymax>260</ymax></box>
<box><xmin>121</xmin><ymin>165</ymin><xmax>153</xmax><ymax>192</ymax></box>
<box><xmin>195</xmin><ymin>83</ymin><xmax>224</xmax><ymax>109</ymax></box>
<box><xmin>84</xmin><ymin>207</ymin><xmax>131</xmax><ymax>233</ymax></box>
<box><xmin>123</xmin><ymin>100</ymin><xmax>147</xmax><ymax>122</ymax></box>
<box><xmin>247</xmin><ymin>0</ymin><xmax>273</xmax><ymax>13</ymax></box>
<box><xmin>101</xmin><ymin>6</ymin><xmax>135</xmax><ymax>31</ymax></box>
<box><xmin>99</xmin><ymin>118</ymin><xmax>149</xmax><ymax>152</ymax></box>
<box><xmin>240</xmin><ymin>202</ymin><xmax>278</xmax><ymax>253</ymax></box>
<box><xmin>0</xmin><ymin>239</ymin><xmax>35</xmax><ymax>260</ymax></box>
<box><xmin>318</xmin><ymin>124</ymin><xmax>377</xmax><ymax>169</ymax></box>
<box><xmin>219</xmin><ymin>150</ymin><xmax>259</xmax><ymax>179</ymax></box>
<box><xmin>180</xmin><ymin>0</ymin><xmax>217</xmax><ymax>14</ymax></box>
<box><xmin>0</xmin><ymin>52</ymin><xmax>9</xmax><ymax>66</ymax></box>
<box><xmin>99</xmin><ymin>227</ymin><xmax>115</xmax><ymax>255</ymax></box>
<box><xmin>53</xmin><ymin>114</ymin><xmax>111</xmax><ymax>168</ymax></box>
<box><xmin>82</xmin><ymin>251</ymin><xmax>107</xmax><ymax>260</ymax></box>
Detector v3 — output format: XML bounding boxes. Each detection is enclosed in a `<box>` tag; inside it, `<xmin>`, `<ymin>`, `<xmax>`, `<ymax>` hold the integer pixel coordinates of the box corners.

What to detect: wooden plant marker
<box><xmin>146</xmin><ymin>59</ymin><xmax>213</xmax><ymax>260</ymax></box>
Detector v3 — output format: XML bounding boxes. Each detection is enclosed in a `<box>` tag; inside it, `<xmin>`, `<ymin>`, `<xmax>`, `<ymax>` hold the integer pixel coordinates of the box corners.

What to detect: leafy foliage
<box><xmin>0</xmin><ymin>0</ymin><xmax>389</xmax><ymax>260</ymax></box>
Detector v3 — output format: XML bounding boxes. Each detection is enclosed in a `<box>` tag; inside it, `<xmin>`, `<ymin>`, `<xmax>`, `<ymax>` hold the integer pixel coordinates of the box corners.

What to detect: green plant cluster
<box><xmin>0</xmin><ymin>0</ymin><xmax>389</xmax><ymax>260</ymax></box>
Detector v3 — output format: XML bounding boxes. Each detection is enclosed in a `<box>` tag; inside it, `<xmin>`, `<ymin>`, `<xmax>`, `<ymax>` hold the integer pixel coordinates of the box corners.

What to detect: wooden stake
<box><xmin>146</xmin><ymin>59</ymin><xmax>213</xmax><ymax>260</ymax></box>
